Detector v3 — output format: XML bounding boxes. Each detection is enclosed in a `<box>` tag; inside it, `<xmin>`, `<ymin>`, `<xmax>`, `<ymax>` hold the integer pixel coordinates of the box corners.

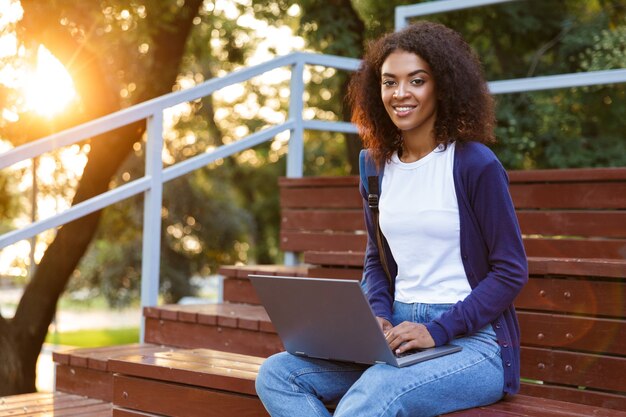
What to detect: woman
<box><xmin>256</xmin><ymin>21</ymin><xmax>528</xmax><ymax>417</ymax></box>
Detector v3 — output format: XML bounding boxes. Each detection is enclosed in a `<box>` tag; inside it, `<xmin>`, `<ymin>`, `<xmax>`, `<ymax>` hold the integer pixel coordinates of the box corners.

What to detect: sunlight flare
<box><xmin>22</xmin><ymin>45</ymin><xmax>77</xmax><ymax>117</ymax></box>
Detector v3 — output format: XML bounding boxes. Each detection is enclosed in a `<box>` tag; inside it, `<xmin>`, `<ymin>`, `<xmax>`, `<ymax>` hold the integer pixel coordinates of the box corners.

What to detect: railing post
<box><xmin>140</xmin><ymin>112</ymin><xmax>164</xmax><ymax>341</ymax></box>
<box><xmin>287</xmin><ymin>55</ymin><xmax>305</xmax><ymax>179</ymax></box>
<box><xmin>284</xmin><ymin>55</ymin><xmax>305</xmax><ymax>266</ymax></box>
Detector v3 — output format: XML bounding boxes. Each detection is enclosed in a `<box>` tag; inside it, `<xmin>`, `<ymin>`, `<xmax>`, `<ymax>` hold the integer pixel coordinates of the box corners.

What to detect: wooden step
<box><xmin>219</xmin><ymin>265</ymin><xmax>308</xmax><ymax>304</ymax></box>
<box><xmin>143</xmin><ymin>303</ymin><xmax>282</xmax><ymax>358</ymax></box>
<box><xmin>446</xmin><ymin>394</ymin><xmax>626</xmax><ymax>417</ymax></box>
<box><xmin>53</xmin><ymin>344</ymin><xmax>173</xmax><ymax>402</ymax></box>
<box><xmin>220</xmin><ymin>258</ymin><xmax>363</xmax><ymax>307</ymax></box>
<box><xmin>109</xmin><ymin>349</ymin><xmax>268</xmax><ymax>417</ymax></box>
<box><xmin>107</xmin><ymin>348</ymin><xmax>626</xmax><ymax>417</ymax></box>
<box><xmin>0</xmin><ymin>392</ymin><xmax>111</xmax><ymax>416</ymax></box>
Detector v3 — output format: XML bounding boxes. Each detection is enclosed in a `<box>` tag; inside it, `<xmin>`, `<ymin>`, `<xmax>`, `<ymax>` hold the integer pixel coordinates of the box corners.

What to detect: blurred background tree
<box><xmin>0</xmin><ymin>0</ymin><xmax>624</xmax><ymax>395</ymax></box>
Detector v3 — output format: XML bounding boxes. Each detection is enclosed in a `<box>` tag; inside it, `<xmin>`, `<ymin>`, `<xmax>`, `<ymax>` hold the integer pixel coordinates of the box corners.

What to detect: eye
<box><xmin>411</xmin><ymin>79</ymin><xmax>425</xmax><ymax>86</ymax></box>
<box><xmin>382</xmin><ymin>79</ymin><xmax>396</xmax><ymax>87</ymax></box>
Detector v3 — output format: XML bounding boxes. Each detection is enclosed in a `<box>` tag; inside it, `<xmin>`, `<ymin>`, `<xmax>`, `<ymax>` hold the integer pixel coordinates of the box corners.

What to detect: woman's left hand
<box><xmin>384</xmin><ymin>321</ymin><xmax>436</xmax><ymax>354</ymax></box>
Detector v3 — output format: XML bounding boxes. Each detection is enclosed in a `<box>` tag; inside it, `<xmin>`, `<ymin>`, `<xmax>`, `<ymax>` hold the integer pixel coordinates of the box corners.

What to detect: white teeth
<box><xmin>395</xmin><ymin>106</ymin><xmax>414</xmax><ymax>112</ymax></box>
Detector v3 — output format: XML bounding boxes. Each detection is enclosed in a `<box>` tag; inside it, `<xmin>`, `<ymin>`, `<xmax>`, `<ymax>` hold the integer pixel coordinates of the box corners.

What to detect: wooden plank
<box><xmin>217</xmin><ymin>264</ymin><xmax>308</xmax><ymax>279</ymax></box>
<box><xmin>0</xmin><ymin>393</ymin><xmax>52</xmax><ymax>407</ymax></box>
<box><xmin>55</xmin><ymin>364</ymin><xmax>113</xmax><ymax>402</ymax></box>
<box><xmin>516</xmin><ymin>277</ymin><xmax>626</xmax><ymax>317</ymax></box>
<box><xmin>258</xmin><ymin>253</ymin><xmax>626</xmax><ymax>278</ymax></box>
<box><xmin>113</xmin><ymin>374</ymin><xmax>268</xmax><ymax>417</ymax></box>
<box><xmin>54</xmin><ymin>344</ymin><xmax>169</xmax><ymax>372</ymax></box>
<box><xmin>0</xmin><ymin>392</ymin><xmax>83</xmax><ymax>411</ymax></box>
<box><xmin>113</xmin><ymin>408</ymin><xmax>159</xmax><ymax>417</ymax></box>
<box><xmin>446</xmin><ymin>394</ymin><xmax>626</xmax><ymax>416</ymax></box>
<box><xmin>518</xmin><ymin>312</ymin><xmax>626</xmax><ymax>355</ymax></box>
<box><xmin>223</xmin><ymin>277</ymin><xmax>261</xmax><ymax>305</ymax></box>
<box><xmin>304</xmin><ymin>250</ymin><xmax>365</xmax><ymax>267</ymax></box>
<box><xmin>144</xmin><ymin>318</ymin><xmax>282</xmax><ymax>357</ymax></box>
<box><xmin>283</xmin><ymin>233</ymin><xmax>626</xmax><ymax>260</ymax></box>
<box><xmin>281</xmin><ymin>209</ymin><xmax>365</xmax><ymax>232</ymax></box>
<box><xmin>517</xmin><ymin>210</ymin><xmax>626</xmax><ymax>238</ymax></box>
<box><xmin>280</xmin><ymin>231</ymin><xmax>366</xmax><ymax>252</ymax></box>
<box><xmin>279</xmin><ymin>176</ymin><xmax>359</xmax><ymax>187</ymax></box>
<box><xmin>520</xmin><ymin>382</ymin><xmax>626</xmax><ymax>411</ymax></box>
<box><xmin>508</xmin><ymin>167</ymin><xmax>626</xmax><ymax>183</ymax></box>
<box><xmin>0</xmin><ymin>392</ymin><xmax>112</xmax><ymax>416</ymax></box>
<box><xmin>39</xmin><ymin>403</ymin><xmax>112</xmax><ymax>416</ymax></box>
<box><xmin>523</xmin><ymin>237</ymin><xmax>626</xmax><ymax>260</ymax></box>
<box><xmin>149</xmin><ymin>303</ymin><xmax>271</xmax><ymax>329</ymax></box>
<box><xmin>281</xmin><ymin>169</ymin><xmax>626</xmax><ymax>186</ymax></box>
<box><xmin>306</xmin><ymin>267</ymin><xmax>363</xmax><ymax>280</ymax></box>
<box><xmin>291</xmin><ymin>253</ymin><xmax>626</xmax><ymax>278</ymax></box>
<box><xmin>109</xmin><ymin>350</ymin><xmax>262</xmax><ymax>395</ymax></box>
<box><xmin>521</xmin><ymin>346</ymin><xmax>626</xmax><ymax>393</ymax></box>
<box><xmin>527</xmin><ymin>258</ymin><xmax>626</xmax><ymax>279</ymax></box>
<box><xmin>280</xmin><ymin>187</ymin><xmax>362</xmax><ymax>209</ymax></box>
<box><xmin>510</xmin><ymin>182</ymin><xmax>626</xmax><ymax>209</ymax></box>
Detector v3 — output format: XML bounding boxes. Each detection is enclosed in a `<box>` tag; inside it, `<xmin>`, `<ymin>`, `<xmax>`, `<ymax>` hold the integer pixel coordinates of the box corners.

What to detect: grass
<box><xmin>46</xmin><ymin>327</ymin><xmax>139</xmax><ymax>348</ymax></box>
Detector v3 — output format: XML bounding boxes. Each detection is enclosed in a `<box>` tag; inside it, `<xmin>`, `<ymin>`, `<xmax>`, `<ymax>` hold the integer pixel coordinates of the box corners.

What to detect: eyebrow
<box><xmin>381</xmin><ymin>69</ymin><xmax>429</xmax><ymax>78</ymax></box>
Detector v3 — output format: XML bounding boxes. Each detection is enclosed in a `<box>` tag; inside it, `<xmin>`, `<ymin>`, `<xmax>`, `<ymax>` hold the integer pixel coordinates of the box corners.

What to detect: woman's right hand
<box><xmin>376</xmin><ymin>317</ymin><xmax>393</xmax><ymax>333</ymax></box>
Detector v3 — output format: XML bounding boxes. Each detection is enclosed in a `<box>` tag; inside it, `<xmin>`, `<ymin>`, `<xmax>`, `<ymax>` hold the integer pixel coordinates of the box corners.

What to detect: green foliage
<box><xmin>74</xmin><ymin>155</ymin><xmax>254</xmax><ymax>306</ymax></box>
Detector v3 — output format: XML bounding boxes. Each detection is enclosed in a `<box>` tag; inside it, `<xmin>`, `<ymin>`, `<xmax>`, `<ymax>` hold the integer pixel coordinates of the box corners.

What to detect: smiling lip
<box><xmin>393</xmin><ymin>105</ymin><xmax>416</xmax><ymax>117</ymax></box>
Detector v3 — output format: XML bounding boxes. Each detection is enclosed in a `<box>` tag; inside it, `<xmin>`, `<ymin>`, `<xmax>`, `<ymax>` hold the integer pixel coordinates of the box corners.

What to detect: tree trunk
<box><xmin>0</xmin><ymin>0</ymin><xmax>204</xmax><ymax>395</ymax></box>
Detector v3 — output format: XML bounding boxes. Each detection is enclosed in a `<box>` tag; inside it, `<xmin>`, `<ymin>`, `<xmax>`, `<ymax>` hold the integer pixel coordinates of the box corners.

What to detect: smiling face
<box><xmin>380</xmin><ymin>50</ymin><xmax>437</xmax><ymax>141</ymax></box>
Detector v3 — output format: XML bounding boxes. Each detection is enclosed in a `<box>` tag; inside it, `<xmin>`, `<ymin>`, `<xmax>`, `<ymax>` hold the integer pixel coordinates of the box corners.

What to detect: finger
<box><xmin>387</xmin><ymin>331</ymin><xmax>407</xmax><ymax>350</ymax></box>
<box><xmin>395</xmin><ymin>340</ymin><xmax>417</xmax><ymax>354</ymax></box>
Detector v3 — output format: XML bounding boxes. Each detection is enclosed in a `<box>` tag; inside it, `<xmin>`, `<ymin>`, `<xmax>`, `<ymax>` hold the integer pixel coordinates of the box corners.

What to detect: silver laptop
<box><xmin>248</xmin><ymin>274</ymin><xmax>461</xmax><ymax>367</ymax></box>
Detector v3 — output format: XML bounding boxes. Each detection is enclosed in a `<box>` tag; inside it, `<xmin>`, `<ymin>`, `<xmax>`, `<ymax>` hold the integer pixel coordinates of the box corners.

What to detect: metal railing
<box><xmin>0</xmin><ymin>52</ymin><xmax>360</xmax><ymax>338</ymax></box>
<box><xmin>395</xmin><ymin>0</ymin><xmax>626</xmax><ymax>92</ymax></box>
<box><xmin>2</xmin><ymin>0</ymin><xmax>626</xmax><ymax>339</ymax></box>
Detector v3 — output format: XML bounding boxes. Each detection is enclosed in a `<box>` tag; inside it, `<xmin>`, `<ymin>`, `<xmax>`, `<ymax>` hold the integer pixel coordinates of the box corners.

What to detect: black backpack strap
<box><xmin>367</xmin><ymin>176</ymin><xmax>380</xmax><ymax>211</ymax></box>
<box><xmin>359</xmin><ymin>150</ymin><xmax>392</xmax><ymax>285</ymax></box>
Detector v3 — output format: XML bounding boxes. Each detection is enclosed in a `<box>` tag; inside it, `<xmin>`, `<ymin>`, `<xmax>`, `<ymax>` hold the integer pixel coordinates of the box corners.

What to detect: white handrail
<box><xmin>0</xmin><ymin>177</ymin><xmax>152</xmax><ymax>249</ymax></box>
<box><xmin>162</xmin><ymin>121</ymin><xmax>296</xmax><ymax>183</ymax></box>
<box><xmin>0</xmin><ymin>53</ymin><xmax>295</xmax><ymax>170</ymax></box>
<box><xmin>395</xmin><ymin>0</ymin><xmax>517</xmax><ymax>30</ymax></box>
<box><xmin>488</xmin><ymin>69</ymin><xmax>626</xmax><ymax>94</ymax></box>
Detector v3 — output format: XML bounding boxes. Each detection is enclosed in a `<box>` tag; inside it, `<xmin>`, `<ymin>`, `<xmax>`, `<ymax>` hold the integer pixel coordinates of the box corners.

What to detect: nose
<box><xmin>393</xmin><ymin>82</ymin><xmax>408</xmax><ymax>99</ymax></box>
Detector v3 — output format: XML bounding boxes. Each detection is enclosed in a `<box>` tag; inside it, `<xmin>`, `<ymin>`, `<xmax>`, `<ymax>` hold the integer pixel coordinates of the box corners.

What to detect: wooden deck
<box><xmin>0</xmin><ymin>392</ymin><xmax>111</xmax><ymax>417</ymax></box>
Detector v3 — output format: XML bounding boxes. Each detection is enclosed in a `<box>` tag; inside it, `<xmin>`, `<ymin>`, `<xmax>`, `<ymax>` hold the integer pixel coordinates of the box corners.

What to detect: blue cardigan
<box><xmin>360</xmin><ymin>141</ymin><xmax>528</xmax><ymax>395</ymax></box>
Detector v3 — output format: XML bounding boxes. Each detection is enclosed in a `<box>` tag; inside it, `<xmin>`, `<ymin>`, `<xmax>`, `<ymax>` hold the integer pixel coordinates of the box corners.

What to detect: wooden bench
<box><xmin>109</xmin><ymin>349</ymin><xmax>267</xmax><ymax>417</ymax></box>
<box><xmin>54</xmin><ymin>167</ymin><xmax>626</xmax><ymax>416</ymax></box>
<box><xmin>107</xmin><ymin>348</ymin><xmax>626</xmax><ymax>417</ymax></box>
<box><xmin>215</xmin><ymin>168</ymin><xmax>626</xmax><ymax>413</ymax></box>
<box><xmin>0</xmin><ymin>392</ymin><xmax>112</xmax><ymax>416</ymax></box>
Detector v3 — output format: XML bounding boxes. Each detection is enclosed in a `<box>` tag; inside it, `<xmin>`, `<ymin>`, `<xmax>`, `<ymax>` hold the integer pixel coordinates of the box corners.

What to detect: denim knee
<box><xmin>255</xmin><ymin>353</ymin><xmax>283</xmax><ymax>400</ymax></box>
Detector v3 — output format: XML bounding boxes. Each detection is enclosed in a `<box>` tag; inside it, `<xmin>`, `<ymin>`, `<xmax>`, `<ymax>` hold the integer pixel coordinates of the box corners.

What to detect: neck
<box><xmin>399</xmin><ymin>131</ymin><xmax>437</xmax><ymax>163</ymax></box>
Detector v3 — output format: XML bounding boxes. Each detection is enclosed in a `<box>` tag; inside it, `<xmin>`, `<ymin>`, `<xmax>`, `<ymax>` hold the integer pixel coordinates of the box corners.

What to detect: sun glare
<box><xmin>23</xmin><ymin>45</ymin><xmax>77</xmax><ymax>118</ymax></box>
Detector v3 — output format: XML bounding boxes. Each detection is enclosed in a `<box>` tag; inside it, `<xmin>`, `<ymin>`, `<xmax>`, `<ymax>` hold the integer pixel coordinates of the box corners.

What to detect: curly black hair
<box><xmin>347</xmin><ymin>21</ymin><xmax>495</xmax><ymax>166</ymax></box>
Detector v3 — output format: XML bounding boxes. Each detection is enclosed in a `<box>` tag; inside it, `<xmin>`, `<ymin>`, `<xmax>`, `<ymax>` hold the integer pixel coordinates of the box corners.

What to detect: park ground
<box><xmin>0</xmin><ymin>276</ymin><xmax>221</xmax><ymax>391</ymax></box>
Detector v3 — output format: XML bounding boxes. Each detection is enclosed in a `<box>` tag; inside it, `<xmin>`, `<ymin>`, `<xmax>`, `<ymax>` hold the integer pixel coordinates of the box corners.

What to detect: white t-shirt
<box><xmin>379</xmin><ymin>142</ymin><xmax>472</xmax><ymax>304</ymax></box>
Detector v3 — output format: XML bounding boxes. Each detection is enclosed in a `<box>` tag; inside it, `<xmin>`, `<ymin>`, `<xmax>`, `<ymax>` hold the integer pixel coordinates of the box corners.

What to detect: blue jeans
<box><xmin>256</xmin><ymin>302</ymin><xmax>504</xmax><ymax>417</ymax></box>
